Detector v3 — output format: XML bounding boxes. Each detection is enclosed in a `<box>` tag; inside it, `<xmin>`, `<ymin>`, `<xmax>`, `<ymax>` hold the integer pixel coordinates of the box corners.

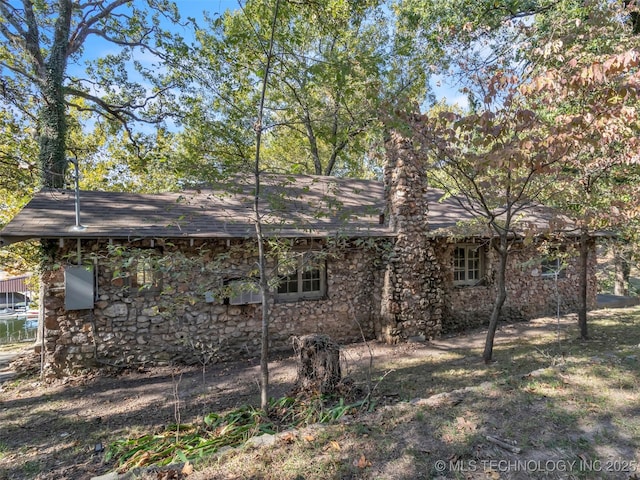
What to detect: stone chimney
<box><xmin>378</xmin><ymin>129</ymin><xmax>444</xmax><ymax>342</ymax></box>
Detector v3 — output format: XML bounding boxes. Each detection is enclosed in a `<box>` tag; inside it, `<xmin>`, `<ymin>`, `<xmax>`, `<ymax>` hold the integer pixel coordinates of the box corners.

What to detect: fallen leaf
<box><xmin>354</xmin><ymin>454</ymin><xmax>371</xmax><ymax>469</ymax></box>
<box><xmin>182</xmin><ymin>461</ymin><xmax>193</xmax><ymax>475</ymax></box>
<box><xmin>304</xmin><ymin>434</ymin><xmax>315</xmax><ymax>442</ymax></box>
<box><xmin>322</xmin><ymin>440</ymin><xmax>342</xmax><ymax>452</ymax></box>
<box><xmin>486</xmin><ymin>469</ymin><xmax>500</xmax><ymax>479</ymax></box>
<box><xmin>455</xmin><ymin>416</ymin><xmax>476</xmax><ymax>432</ymax></box>
<box><xmin>279</xmin><ymin>432</ymin><xmax>296</xmax><ymax>444</ymax></box>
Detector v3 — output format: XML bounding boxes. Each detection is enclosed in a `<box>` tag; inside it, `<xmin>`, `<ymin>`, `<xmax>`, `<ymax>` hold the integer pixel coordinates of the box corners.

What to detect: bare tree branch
<box><xmin>67</xmin><ymin>0</ymin><xmax>130</xmax><ymax>55</ymax></box>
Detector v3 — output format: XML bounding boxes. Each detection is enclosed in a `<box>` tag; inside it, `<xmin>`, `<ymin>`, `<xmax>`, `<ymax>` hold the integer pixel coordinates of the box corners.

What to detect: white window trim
<box><xmin>276</xmin><ymin>252</ymin><xmax>326</xmax><ymax>301</ymax></box>
<box><xmin>453</xmin><ymin>244</ymin><xmax>485</xmax><ymax>287</ymax></box>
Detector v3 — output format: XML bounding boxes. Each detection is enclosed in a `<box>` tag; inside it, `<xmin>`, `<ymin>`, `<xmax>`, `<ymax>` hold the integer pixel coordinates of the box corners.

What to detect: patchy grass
<box><xmin>182</xmin><ymin>309</ymin><xmax>640</xmax><ymax>480</ymax></box>
<box><xmin>0</xmin><ymin>343</ymin><xmax>22</xmax><ymax>352</ymax></box>
<box><xmin>105</xmin><ymin>397</ymin><xmax>368</xmax><ymax>471</ymax></box>
<box><xmin>2</xmin><ymin>307</ymin><xmax>640</xmax><ymax>479</ymax></box>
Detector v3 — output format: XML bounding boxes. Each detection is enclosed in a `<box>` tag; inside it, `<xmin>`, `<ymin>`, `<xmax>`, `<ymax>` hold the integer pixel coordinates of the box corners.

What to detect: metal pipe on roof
<box><xmin>69</xmin><ymin>158</ymin><xmax>86</xmax><ymax>233</ymax></box>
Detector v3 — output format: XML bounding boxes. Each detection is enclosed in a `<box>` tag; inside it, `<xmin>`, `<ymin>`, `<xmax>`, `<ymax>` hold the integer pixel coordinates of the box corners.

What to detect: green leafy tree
<box><xmin>251</xmin><ymin>0</ymin><xmax>281</xmax><ymax>410</ymax></box>
<box><xmin>0</xmin><ymin>109</ymin><xmax>40</xmax><ymax>273</ymax></box>
<box><xmin>394</xmin><ymin>0</ymin><xmax>558</xmax><ymax>104</ymax></box>
<box><xmin>175</xmin><ymin>0</ymin><xmax>430</xmax><ymax>179</ymax></box>
<box><xmin>74</xmin><ymin>125</ymin><xmax>185</xmax><ymax>193</ymax></box>
<box><xmin>0</xmin><ymin>0</ymin><xmax>186</xmax><ymax>188</ymax></box>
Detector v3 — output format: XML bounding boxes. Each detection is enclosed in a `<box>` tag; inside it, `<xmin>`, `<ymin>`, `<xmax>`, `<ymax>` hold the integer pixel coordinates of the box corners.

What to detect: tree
<box><xmin>394</xmin><ymin>0</ymin><xmax>559</xmax><ymax>105</ymax></box>
<box><xmin>174</xmin><ymin>0</ymin><xmax>430</xmax><ymax>179</ymax></box>
<box><xmin>74</xmin><ymin>125</ymin><xmax>185</xmax><ymax>193</ymax></box>
<box><xmin>252</xmin><ymin>0</ymin><xmax>281</xmax><ymax>410</ymax></box>
<box><xmin>0</xmin><ymin>0</ymin><xmax>185</xmax><ymax>187</ymax></box>
<box><xmin>0</xmin><ymin>109</ymin><xmax>40</xmax><ymax>272</ymax></box>
<box><xmin>518</xmin><ymin>0</ymin><xmax>640</xmax><ymax>338</ymax></box>
<box><xmin>401</xmin><ymin>0</ymin><xmax>640</xmax><ymax>349</ymax></box>
<box><xmin>408</xmin><ymin>73</ymin><xmax>565</xmax><ymax>363</ymax></box>
<box><xmin>244</xmin><ymin>0</ymin><xmax>354</xmax><ymax>408</ymax></box>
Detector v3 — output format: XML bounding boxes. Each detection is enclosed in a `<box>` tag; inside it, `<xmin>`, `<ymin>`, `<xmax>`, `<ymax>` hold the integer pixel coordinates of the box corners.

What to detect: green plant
<box><xmin>106</xmin><ymin>395</ymin><xmax>363</xmax><ymax>472</ymax></box>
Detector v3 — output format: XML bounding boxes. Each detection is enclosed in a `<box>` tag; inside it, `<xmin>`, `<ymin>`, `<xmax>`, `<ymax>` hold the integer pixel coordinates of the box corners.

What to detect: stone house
<box><xmin>0</xmin><ymin>153</ymin><xmax>596</xmax><ymax>374</ymax></box>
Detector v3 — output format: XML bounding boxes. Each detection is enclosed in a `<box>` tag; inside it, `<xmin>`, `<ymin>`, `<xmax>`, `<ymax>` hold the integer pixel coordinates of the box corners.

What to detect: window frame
<box><xmin>130</xmin><ymin>257</ymin><xmax>163</xmax><ymax>293</ymax></box>
<box><xmin>226</xmin><ymin>279</ymin><xmax>263</xmax><ymax>305</ymax></box>
<box><xmin>452</xmin><ymin>244</ymin><xmax>485</xmax><ymax>287</ymax></box>
<box><xmin>276</xmin><ymin>252</ymin><xmax>327</xmax><ymax>302</ymax></box>
<box><xmin>541</xmin><ymin>256</ymin><xmax>564</xmax><ymax>279</ymax></box>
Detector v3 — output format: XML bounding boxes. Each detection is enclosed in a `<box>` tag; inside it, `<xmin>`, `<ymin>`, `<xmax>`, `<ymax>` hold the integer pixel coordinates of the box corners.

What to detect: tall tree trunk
<box><xmin>256</xmin><ymin>219</ymin><xmax>270</xmax><ymax>410</ymax></box>
<box><xmin>303</xmin><ymin>114</ymin><xmax>322</xmax><ymax>175</ymax></box>
<box><xmin>483</xmin><ymin>235</ymin><xmax>508</xmax><ymax>363</ymax></box>
<box><xmin>40</xmin><ymin>80</ymin><xmax>68</xmax><ymax>188</ymax></box>
<box><xmin>613</xmin><ymin>245</ymin><xmax>630</xmax><ymax>296</ymax></box>
<box><xmin>577</xmin><ymin>229</ymin><xmax>589</xmax><ymax>339</ymax></box>
<box><xmin>39</xmin><ymin>0</ymin><xmax>73</xmax><ymax>188</ymax></box>
<box><xmin>253</xmin><ymin>0</ymin><xmax>281</xmax><ymax>411</ymax></box>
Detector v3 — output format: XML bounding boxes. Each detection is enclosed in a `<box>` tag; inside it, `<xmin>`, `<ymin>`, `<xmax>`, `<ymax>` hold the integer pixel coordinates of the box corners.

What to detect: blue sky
<box><xmin>169</xmin><ymin>1</ymin><xmax>467</xmax><ymax>109</ymax></box>
<box><xmin>74</xmin><ymin>0</ymin><xmax>467</xmax><ymax>118</ymax></box>
<box><xmin>175</xmin><ymin>0</ymin><xmax>236</xmax><ymax>17</ymax></box>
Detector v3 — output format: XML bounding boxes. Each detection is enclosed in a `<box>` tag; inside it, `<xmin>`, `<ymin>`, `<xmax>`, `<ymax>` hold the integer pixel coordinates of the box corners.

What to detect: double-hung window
<box><xmin>453</xmin><ymin>245</ymin><xmax>484</xmax><ymax>287</ymax></box>
<box><xmin>277</xmin><ymin>252</ymin><xmax>326</xmax><ymax>301</ymax></box>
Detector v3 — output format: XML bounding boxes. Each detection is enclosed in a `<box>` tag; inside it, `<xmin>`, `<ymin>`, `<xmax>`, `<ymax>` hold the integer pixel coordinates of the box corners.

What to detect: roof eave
<box><xmin>1</xmin><ymin>230</ymin><xmax>396</xmax><ymax>245</ymax></box>
<box><xmin>0</xmin><ymin>235</ymin><xmax>36</xmax><ymax>246</ymax></box>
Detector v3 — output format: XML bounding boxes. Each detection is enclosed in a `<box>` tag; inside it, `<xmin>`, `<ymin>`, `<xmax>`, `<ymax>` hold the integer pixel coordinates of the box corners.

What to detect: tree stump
<box><xmin>293</xmin><ymin>334</ymin><xmax>341</xmax><ymax>395</ymax></box>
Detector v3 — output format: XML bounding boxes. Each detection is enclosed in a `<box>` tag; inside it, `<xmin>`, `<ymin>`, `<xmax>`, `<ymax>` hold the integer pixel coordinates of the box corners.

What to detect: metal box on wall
<box><xmin>64</xmin><ymin>265</ymin><xmax>95</xmax><ymax>310</ymax></box>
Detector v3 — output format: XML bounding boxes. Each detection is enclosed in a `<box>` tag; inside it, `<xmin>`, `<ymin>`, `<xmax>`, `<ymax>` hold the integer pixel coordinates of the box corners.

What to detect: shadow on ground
<box><xmin>1</xmin><ymin>306</ymin><xmax>639</xmax><ymax>479</ymax></box>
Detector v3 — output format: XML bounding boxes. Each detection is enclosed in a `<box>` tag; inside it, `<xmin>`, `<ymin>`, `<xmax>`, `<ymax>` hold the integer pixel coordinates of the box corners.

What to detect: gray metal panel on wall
<box><xmin>65</xmin><ymin>265</ymin><xmax>95</xmax><ymax>310</ymax></box>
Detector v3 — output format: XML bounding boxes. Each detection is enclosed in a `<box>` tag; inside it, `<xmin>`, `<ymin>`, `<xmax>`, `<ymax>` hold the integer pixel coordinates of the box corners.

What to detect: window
<box><xmin>541</xmin><ymin>256</ymin><xmax>563</xmax><ymax>278</ymax></box>
<box><xmin>277</xmin><ymin>252</ymin><xmax>326</xmax><ymax>301</ymax></box>
<box><xmin>539</xmin><ymin>246</ymin><xmax>566</xmax><ymax>279</ymax></box>
<box><xmin>453</xmin><ymin>245</ymin><xmax>484</xmax><ymax>287</ymax></box>
<box><xmin>131</xmin><ymin>259</ymin><xmax>162</xmax><ymax>292</ymax></box>
<box><xmin>226</xmin><ymin>280</ymin><xmax>262</xmax><ymax>305</ymax></box>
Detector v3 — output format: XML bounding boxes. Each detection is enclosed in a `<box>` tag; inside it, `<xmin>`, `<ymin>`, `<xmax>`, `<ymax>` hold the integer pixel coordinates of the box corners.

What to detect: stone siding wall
<box><xmin>40</xmin><ymin>232</ymin><xmax>598</xmax><ymax>374</ymax></box>
<box><xmin>41</xmin><ymin>238</ymin><xmax>383</xmax><ymax>374</ymax></box>
<box><xmin>378</xmin><ymin>131</ymin><xmax>444</xmax><ymax>343</ymax></box>
<box><xmin>433</xmin><ymin>238</ymin><xmax>598</xmax><ymax>333</ymax></box>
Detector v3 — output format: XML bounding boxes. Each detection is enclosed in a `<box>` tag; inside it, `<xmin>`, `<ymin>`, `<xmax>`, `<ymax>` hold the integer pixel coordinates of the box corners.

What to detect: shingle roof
<box><xmin>0</xmin><ymin>174</ymin><xmax>578</xmax><ymax>245</ymax></box>
<box><xmin>426</xmin><ymin>192</ymin><xmax>579</xmax><ymax>236</ymax></box>
<box><xmin>0</xmin><ymin>175</ymin><xmax>391</xmax><ymax>243</ymax></box>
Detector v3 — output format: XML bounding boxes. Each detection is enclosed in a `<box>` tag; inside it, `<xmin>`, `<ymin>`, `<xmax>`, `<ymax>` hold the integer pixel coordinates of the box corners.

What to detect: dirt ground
<box><xmin>0</xmin><ymin>312</ymin><xmax>637</xmax><ymax>480</ymax></box>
